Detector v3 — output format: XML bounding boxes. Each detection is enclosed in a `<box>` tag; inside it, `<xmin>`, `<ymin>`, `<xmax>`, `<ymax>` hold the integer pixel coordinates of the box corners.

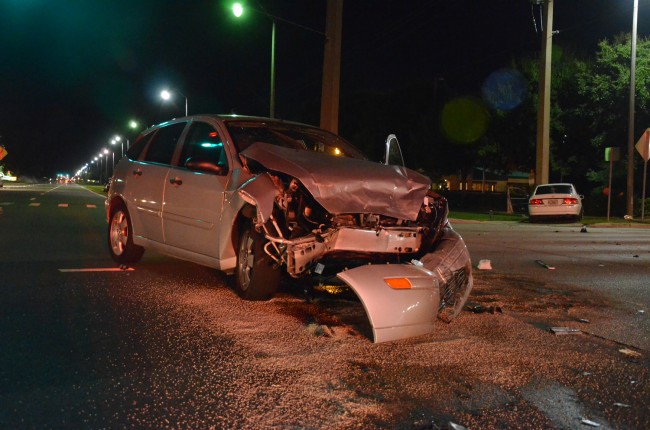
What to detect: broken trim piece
<box><xmin>337</xmin><ymin>264</ymin><xmax>440</xmax><ymax>343</ymax></box>
<box><xmin>337</xmin><ymin>227</ymin><xmax>473</xmax><ymax>343</ymax></box>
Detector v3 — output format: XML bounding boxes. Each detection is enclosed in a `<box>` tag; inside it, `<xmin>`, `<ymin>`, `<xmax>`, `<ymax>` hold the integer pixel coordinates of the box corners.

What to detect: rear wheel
<box><xmin>108</xmin><ymin>203</ymin><xmax>144</xmax><ymax>264</ymax></box>
<box><xmin>235</xmin><ymin>222</ymin><xmax>280</xmax><ymax>300</ymax></box>
<box><xmin>575</xmin><ymin>208</ymin><xmax>584</xmax><ymax>222</ymax></box>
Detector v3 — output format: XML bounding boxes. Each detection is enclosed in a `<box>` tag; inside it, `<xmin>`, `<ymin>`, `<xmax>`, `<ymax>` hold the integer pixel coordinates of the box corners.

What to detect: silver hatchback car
<box><xmin>106</xmin><ymin>115</ymin><xmax>472</xmax><ymax>342</ymax></box>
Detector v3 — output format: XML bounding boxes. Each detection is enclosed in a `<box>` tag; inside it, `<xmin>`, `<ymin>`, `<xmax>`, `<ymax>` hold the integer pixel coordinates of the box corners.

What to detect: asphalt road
<box><xmin>0</xmin><ymin>183</ymin><xmax>648</xmax><ymax>429</ymax></box>
<box><xmin>452</xmin><ymin>219</ymin><xmax>650</xmax><ymax>351</ymax></box>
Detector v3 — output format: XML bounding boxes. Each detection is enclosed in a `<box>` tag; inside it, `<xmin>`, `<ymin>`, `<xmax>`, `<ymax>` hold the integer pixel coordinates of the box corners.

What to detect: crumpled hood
<box><xmin>241</xmin><ymin>143</ymin><xmax>430</xmax><ymax>220</ymax></box>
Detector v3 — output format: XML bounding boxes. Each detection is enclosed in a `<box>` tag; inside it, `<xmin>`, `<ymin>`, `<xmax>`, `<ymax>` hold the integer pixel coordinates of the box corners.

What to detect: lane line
<box><xmin>58</xmin><ymin>203</ymin><xmax>69</xmax><ymax>208</ymax></box>
<box><xmin>58</xmin><ymin>268</ymin><xmax>135</xmax><ymax>272</ymax></box>
<box><xmin>29</xmin><ymin>203</ymin><xmax>40</xmax><ymax>207</ymax></box>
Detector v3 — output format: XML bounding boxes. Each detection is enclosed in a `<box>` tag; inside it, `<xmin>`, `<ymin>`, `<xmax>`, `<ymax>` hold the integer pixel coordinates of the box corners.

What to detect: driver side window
<box><xmin>180</xmin><ymin>122</ymin><xmax>229</xmax><ymax>175</ymax></box>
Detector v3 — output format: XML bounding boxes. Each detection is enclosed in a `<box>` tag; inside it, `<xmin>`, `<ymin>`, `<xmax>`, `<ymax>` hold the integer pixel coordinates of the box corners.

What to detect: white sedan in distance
<box><xmin>528</xmin><ymin>183</ymin><xmax>584</xmax><ymax>222</ymax></box>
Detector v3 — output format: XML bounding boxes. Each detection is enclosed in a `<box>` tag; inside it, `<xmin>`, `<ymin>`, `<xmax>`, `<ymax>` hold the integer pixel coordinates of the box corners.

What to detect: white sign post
<box><xmin>605</xmin><ymin>147</ymin><xmax>620</xmax><ymax>222</ymax></box>
<box><xmin>635</xmin><ymin>128</ymin><xmax>650</xmax><ymax>220</ymax></box>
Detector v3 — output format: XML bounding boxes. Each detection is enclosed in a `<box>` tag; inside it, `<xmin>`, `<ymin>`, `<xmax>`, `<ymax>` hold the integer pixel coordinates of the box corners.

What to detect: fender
<box><xmin>237</xmin><ymin>173</ymin><xmax>277</xmax><ymax>222</ymax></box>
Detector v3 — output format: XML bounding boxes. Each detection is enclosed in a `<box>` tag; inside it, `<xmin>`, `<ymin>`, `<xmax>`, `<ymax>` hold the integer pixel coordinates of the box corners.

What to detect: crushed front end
<box><xmin>238</xmin><ymin>169</ymin><xmax>472</xmax><ymax>343</ymax></box>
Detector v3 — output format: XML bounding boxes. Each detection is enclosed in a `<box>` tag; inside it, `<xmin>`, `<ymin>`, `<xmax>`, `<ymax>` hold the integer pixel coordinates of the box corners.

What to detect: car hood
<box><xmin>241</xmin><ymin>143</ymin><xmax>430</xmax><ymax>220</ymax></box>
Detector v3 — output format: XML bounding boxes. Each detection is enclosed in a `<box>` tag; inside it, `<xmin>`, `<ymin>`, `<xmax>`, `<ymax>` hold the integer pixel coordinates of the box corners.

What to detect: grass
<box><xmin>449</xmin><ymin>211</ymin><xmax>528</xmax><ymax>222</ymax></box>
<box><xmin>81</xmin><ymin>185</ymin><xmax>106</xmax><ymax>194</ymax></box>
<box><xmin>449</xmin><ymin>210</ymin><xmax>650</xmax><ymax>226</ymax></box>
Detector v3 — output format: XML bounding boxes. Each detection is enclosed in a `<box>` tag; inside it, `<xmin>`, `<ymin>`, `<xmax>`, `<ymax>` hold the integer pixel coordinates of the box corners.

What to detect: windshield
<box><xmin>225</xmin><ymin>120</ymin><xmax>367</xmax><ymax>160</ymax></box>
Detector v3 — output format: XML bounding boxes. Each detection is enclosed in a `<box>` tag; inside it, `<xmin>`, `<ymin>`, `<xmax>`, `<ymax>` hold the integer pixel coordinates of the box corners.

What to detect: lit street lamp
<box><xmin>103</xmin><ymin>148</ymin><xmax>109</xmax><ymax>182</ymax></box>
<box><xmin>160</xmin><ymin>89</ymin><xmax>188</xmax><ymax>116</ymax></box>
<box><xmin>232</xmin><ymin>2</ymin><xmax>325</xmax><ymax>119</ymax></box>
<box><xmin>111</xmin><ymin>135</ymin><xmax>128</xmax><ymax>159</ymax></box>
<box><xmin>94</xmin><ymin>156</ymin><xmax>101</xmax><ymax>183</ymax></box>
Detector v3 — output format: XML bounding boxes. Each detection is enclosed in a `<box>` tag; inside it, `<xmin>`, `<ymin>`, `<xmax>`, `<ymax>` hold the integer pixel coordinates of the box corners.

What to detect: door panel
<box><xmin>163</xmin><ymin>169</ymin><xmax>226</xmax><ymax>257</ymax></box>
<box><xmin>125</xmin><ymin>162</ymin><xmax>169</xmax><ymax>243</ymax></box>
<box><xmin>162</xmin><ymin>121</ymin><xmax>229</xmax><ymax>258</ymax></box>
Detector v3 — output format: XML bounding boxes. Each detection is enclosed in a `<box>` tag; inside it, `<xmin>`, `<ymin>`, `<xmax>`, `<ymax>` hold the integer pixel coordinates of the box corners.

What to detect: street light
<box><xmin>160</xmin><ymin>89</ymin><xmax>188</xmax><ymax>116</ymax></box>
<box><xmin>231</xmin><ymin>2</ymin><xmax>325</xmax><ymax>119</ymax></box>
<box><xmin>103</xmin><ymin>148</ymin><xmax>109</xmax><ymax>181</ymax></box>
<box><xmin>627</xmin><ymin>0</ymin><xmax>639</xmax><ymax>217</ymax></box>
<box><xmin>111</xmin><ymin>135</ymin><xmax>127</xmax><ymax>158</ymax></box>
<box><xmin>95</xmin><ymin>156</ymin><xmax>101</xmax><ymax>183</ymax></box>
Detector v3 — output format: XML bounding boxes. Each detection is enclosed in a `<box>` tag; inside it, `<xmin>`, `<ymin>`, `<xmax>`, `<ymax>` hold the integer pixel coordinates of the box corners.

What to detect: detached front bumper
<box><xmin>336</xmin><ymin>227</ymin><xmax>472</xmax><ymax>343</ymax></box>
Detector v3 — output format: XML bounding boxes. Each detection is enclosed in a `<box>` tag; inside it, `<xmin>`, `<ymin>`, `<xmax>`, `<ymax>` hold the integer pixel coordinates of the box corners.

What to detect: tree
<box><xmin>574</xmin><ymin>34</ymin><xmax>650</xmax><ymax>213</ymax></box>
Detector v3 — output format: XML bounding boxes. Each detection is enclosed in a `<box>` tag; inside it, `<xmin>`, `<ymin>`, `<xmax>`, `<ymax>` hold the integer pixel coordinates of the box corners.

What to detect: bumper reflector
<box><xmin>385</xmin><ymin>277</ymin><xmax>412</xmax><ymax>289</ymax></box>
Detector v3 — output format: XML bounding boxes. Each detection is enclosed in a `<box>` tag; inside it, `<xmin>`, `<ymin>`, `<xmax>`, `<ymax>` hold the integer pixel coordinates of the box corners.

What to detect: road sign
<box><xmin>635</xmin><ymin>128</ymin><xmax>650</xmax><ymax>161</ymax></box>
<box><xmin>0</xmin><ymin>146</ymin><xmax>7</xmax><ymax>161</ymax></box>
<box><xmin>605</xmin><ymin>147</ymin><xmax>620</xmax><ymax>162</ymax></box>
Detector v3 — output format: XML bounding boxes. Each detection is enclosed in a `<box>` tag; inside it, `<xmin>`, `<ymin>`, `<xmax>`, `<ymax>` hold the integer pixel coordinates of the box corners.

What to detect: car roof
<box><xmin>536</xmin><ymin>183</ymin><xmax>574</xmax><ymax>187</ymax></box>
<box><xmin>146</xmin><ymin>114</ymin><xmax>319</xmax><ymax>131</ymax></box>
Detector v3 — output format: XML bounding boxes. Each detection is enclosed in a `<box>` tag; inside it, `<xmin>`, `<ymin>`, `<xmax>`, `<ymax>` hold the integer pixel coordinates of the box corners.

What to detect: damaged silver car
<box><xmin>106</xmin><ymin>115</ymin><xmax>472</xmax><ymax>342</ymax></box>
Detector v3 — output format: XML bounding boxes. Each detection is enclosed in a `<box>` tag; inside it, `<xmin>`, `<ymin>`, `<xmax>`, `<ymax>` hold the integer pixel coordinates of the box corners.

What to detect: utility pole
<box><xmin>320</xmin><ymin>0</ymin><xmax>343</xmax><ymax>134</ymax></box>
<box><xmin>535</xmin><ymin>0</ymin><xmax>553</xmax><ymax>186</ymax></box>
<box><xmin>626</xmin><ymin>0</ymin><xmax>638</xmax><ymax>217</ymax></box>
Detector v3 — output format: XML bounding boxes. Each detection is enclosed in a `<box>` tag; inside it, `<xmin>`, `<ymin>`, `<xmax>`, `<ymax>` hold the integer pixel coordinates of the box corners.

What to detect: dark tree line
<box><xmin>336</xmin><ymin>34</ymin><xmax>650</xmax><ymax>215</ymax></box>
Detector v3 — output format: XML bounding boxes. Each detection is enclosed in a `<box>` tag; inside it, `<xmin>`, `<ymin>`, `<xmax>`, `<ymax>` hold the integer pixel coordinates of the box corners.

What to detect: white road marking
<box><xmin>58</xmin><ymin>268</ymin><xmax>135</xmax><ymax>272</ymax></box>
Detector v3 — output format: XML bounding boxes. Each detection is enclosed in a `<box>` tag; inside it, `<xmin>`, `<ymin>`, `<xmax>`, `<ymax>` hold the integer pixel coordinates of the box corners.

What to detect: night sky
<box><xmin>1</xmin><ymin>0</ymin><xmax>648</xmax><ymax>178</ymax></box>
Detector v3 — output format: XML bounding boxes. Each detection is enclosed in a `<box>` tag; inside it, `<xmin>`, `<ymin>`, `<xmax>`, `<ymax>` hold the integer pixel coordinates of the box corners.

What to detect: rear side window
<box><xmin>142</xmin><ymin>122</ymin><xmax>186</xmax><ymax>165</ymax></box>
<box><xmin>126</xmin><ymin>130</ymin><xmax>155</xmax><ymax>160</ymax></box>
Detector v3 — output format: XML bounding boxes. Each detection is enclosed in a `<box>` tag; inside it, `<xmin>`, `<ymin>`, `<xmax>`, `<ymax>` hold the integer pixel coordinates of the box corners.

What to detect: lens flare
<box><xmin>481</xmin><ymin>68</ymin><xmax>527</xmax><ymax>111</ymax></box>
<box><xmin>440</xmin><ymin>96</ymin><xmax>488</xmax><ymax>144</ymax></box>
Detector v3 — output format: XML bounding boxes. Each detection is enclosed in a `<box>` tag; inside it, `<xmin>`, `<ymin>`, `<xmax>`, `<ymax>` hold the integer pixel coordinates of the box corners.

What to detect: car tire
<box><xmin>235</xmin><ymin>221</ymin><xmax>280</xmax><ymax>301</ymax></box>
<box><xmin>576</xmin><ymin>209</ymin><xmax>584</xmax><ymax>222</ymax></box>
<box><xmin>108</xmin><ymin>202</ymin><xmax>145</xmax><ymax>264</ymax></box>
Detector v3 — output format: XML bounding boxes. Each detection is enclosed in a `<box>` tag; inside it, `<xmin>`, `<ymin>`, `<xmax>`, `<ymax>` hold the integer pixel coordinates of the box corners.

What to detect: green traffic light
<box><xmin>232</xmin><ymin>3</ymin><xmax>243</xmax><ymax>17</ymax></box>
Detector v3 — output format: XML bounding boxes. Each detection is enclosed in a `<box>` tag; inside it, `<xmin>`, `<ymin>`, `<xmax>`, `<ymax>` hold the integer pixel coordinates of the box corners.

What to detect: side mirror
<box><xmin>383</xmin><ymin>134</ymin><xmax>405</xmax><ymax>167</ymax></box>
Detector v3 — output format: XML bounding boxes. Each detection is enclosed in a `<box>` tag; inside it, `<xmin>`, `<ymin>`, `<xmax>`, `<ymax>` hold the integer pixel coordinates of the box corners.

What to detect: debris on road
<box><xmin>581</xmin><ymin>225</ymin><xmax>588</xmax><ymax>233</ymax></box>
<box><xmin>577</xmin><ymin>318</ymin><xmax>590</xmax><ymax>323</ymax></box>
<box><xmin>477</xmin><ymin>259</ymin><xmax>492</xmax><ymax>270</ymax></box>
<box><xmin>550</xmin><ymin>327</ymin><xmax>581</xmax><ymax>335</ymax></box>
<box><xmin>618</xmin><ymin>348</ymin><xmax>642</xmax><ymax>358</ymax></box>
<box><xmin>448</xmin><ymin>422</ymin><xmax>468</xmax><ymax>430</ymax></box>
<box><xmin>581</xmin><ymin>417</ymin><xmax>601</xmax><ymax>427</ymax></box>
<box><xmin>535</xmin><ymin>260</ymin><xmax>555</xmax><ymax>270</ymax></box>
<box><xmin>306</xmin><ymin>323</ymin><xmax>334</xmax><ymax>338</ymax></box>
<box><xmin>613</xmin><ymin>402</ymin><xmax>631</xmax><ymax>408</ymax></box>
<box><xmin>465</xmin><ymin>303</ymin><xmax>503</xmax><ymax>314</ymax></box>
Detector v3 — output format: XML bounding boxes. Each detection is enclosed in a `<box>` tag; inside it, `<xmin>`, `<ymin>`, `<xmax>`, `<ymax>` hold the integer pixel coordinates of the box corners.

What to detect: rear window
<box><xmin>536</xmin><ymin>185</ymin><xmax>573</xmax><ymax>195</ymax></box>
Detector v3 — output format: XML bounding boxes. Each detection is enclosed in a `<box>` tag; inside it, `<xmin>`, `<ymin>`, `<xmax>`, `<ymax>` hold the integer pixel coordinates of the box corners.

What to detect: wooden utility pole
<box><xmin>320</xmin><ymin>0</ymin><xmax>343</xmax><ymax>134</ymax></box>
<box><xmin>535</xmin><ymin>0</ymin><xmax>553</xmax><ymax>186</ymax></box>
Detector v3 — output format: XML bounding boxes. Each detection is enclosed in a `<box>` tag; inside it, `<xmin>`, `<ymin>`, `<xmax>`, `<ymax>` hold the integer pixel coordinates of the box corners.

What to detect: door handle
<box><xmin>132</xmin><ymin>169</ymin><xmax>142</xmax><ymax>176</ymax></box>
<box><xmin>169</xmin><ymin>177</ymin><xmax>183</xmax><ymax>185</ymax></box>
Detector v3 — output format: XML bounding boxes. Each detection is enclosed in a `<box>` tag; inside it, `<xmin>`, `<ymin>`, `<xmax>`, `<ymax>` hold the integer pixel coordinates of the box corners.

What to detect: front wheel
<box><xmin>235</xmin><ymin>222</ymin><xmax>280</xmax><ymax>301</ymax></box>
<box><xmin>108</xmin><ymin>203</ymin><xmax>144</xmax><ymax>264</ymax></box>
